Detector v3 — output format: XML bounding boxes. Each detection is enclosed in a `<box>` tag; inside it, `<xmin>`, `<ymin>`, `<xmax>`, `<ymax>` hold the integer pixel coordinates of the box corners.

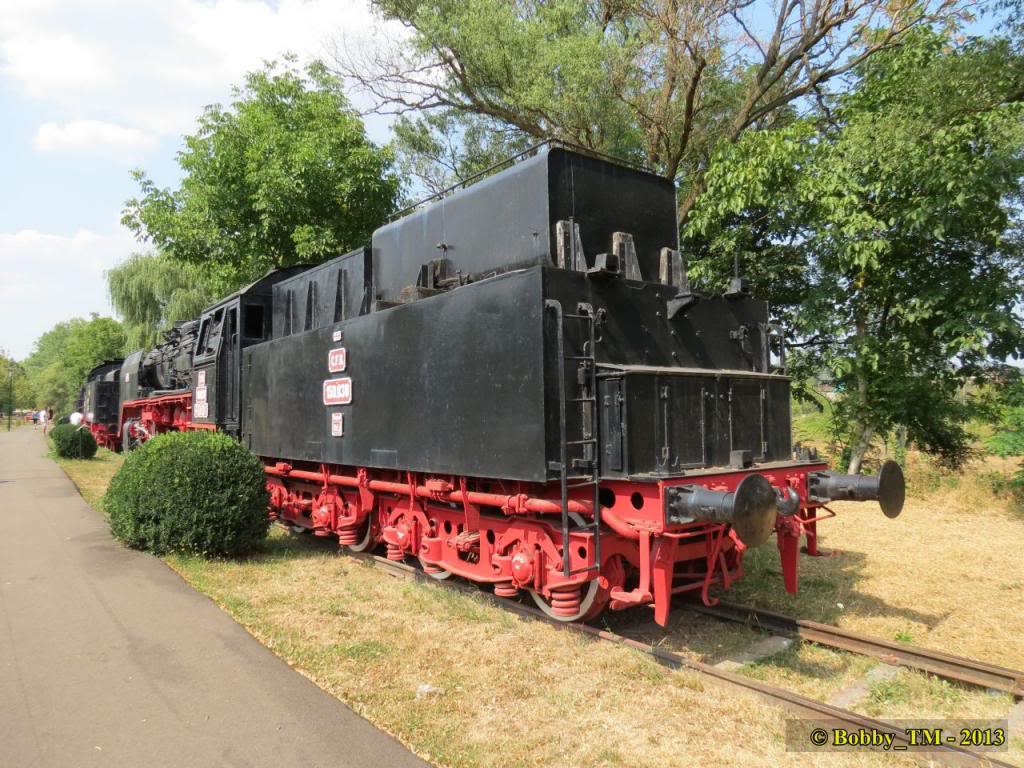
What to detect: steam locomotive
<box><xmin>81</xmin><ymin>145</ymin><xmax>904</xmax><ymax>624</ymax></box>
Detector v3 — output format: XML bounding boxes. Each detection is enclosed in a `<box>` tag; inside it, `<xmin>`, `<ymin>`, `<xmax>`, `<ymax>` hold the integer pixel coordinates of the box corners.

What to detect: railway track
<box><xmin>343</xmin><ymin>549</ymin><xmax>1015</xmax><ymax>768</ymax></box>
<box><xmin>682</xmin><ymin>600</ymin><xmax>1024</xmax><ymax>698</ymax></box>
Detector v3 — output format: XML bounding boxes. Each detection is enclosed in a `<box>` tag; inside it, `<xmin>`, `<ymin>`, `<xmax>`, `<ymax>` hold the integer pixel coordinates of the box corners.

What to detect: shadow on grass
<box><xmin>725</xmin><ymin>545</ymin><xmax>944</xmax><ymax>628</ymax></box>
<box><xmin>248</xmin><ymin>527</ymin><xmax>342</xmax><ymax>563</ymax></box>
<box><xmin>597</xmin><ymin>543</ymin><xmax>946</xmax><ymax>666</ymax></box>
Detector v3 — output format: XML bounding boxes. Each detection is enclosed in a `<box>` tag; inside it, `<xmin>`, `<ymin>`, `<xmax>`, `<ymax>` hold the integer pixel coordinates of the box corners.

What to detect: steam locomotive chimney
<box><xmin>807</xmin><ymin>460</ymin><xmax>906</xmax><ymax>518</ymax></box>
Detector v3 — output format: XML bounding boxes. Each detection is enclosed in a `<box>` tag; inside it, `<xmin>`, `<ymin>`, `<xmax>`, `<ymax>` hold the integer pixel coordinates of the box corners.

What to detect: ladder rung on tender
<box><xmin>544</xmin><ymin>298</ymin><xmax>603</xmax><ymax>579</ymax></box>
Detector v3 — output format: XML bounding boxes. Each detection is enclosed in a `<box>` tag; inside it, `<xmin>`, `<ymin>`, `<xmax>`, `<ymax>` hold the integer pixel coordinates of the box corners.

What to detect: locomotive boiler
<box><xmin>83</xmin><ymin>144</ymin><xmax>904</xmax><ymax>625</ymax></box>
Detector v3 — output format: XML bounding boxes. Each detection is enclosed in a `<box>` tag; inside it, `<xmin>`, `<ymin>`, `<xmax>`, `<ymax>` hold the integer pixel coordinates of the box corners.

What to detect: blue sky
<box><xmin>0</xmin><ymin>0</ymin><xmax>396</xmax><ymax>360</ymax></box>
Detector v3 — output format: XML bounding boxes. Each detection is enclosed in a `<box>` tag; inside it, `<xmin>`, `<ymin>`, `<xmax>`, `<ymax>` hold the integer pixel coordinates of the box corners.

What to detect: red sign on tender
<box><xmin>322</xmin><ymin>377</ymin><xmax>352</xmax><ymax>405</ymax></box>
<box><xmin>328</xmin><ymin>347</ymin><xmax>347</xmax><ymax>373</ymax></box>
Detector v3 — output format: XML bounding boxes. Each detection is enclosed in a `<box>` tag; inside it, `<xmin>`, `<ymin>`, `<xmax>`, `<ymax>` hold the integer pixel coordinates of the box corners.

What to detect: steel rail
<box><xmin>682</xmin><ymin>600</ymin><xmax>1024</xmax><ymax>698</ymax></box>
<box><xmin>338</xmin><ymin>547</ymin><xmax>1015</xmax><ymax>768</ymax></box>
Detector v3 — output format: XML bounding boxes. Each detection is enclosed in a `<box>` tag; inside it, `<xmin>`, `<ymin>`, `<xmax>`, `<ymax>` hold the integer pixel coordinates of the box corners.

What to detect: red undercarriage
<box><xmin>87</xmin><ymin>391</ymin><xmax>211</xmax><ymax>451</ymax></box>
<box><xmin>265</xmin><ymin>460</ymin><xmax>832</xmax><ymax>625</ymax></box>
<box><xmin>87</xmin><ymin>389</ymin><xmax>831</xmax><ymax>625</ymax></box>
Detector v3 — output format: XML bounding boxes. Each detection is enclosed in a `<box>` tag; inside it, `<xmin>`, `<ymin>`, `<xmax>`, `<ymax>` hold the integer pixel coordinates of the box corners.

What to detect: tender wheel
<box><xmin>527</xmin><ymin>511</ymin><xmax>601</xmax><ymax>621</ymax></box>
<box><xmin>418</xmin><ymin>557</ymin><xmax>453</xmax><ymax>580</ymax></box>
<box><xmin>580</xmin><ymin>554</ymin><xmax>626</xmax><ymax>623</ymax></box>
<box><xmin>289</xmin><ymin>524</ymin><xmax>310</xmax><ymax>535</ymax></box>
<box><xmin>342</xmin><ymin>517</ymin><xmax>375</xmax><ymax>552</ymax></box>
<box><xmin>529</xmin><ymin>578</ymin><xmax>600</xmax><ymax>622</ymax></box>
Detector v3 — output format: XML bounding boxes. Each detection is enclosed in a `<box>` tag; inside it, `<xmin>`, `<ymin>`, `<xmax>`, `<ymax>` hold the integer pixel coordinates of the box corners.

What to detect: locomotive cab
<box><xmin>190</xmin><ymin>267</ymin><xmax>307</xmax><ymax>435</ymax></box>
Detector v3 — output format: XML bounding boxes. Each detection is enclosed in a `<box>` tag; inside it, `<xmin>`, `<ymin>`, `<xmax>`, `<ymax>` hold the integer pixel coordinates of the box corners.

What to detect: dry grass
<box><xmin>725</xmin><ymin>455</ymin><xmax>1024</xmax><ymax>669</ymax></box>
<box><xmin>163</xmin><ymin>532</ymin><xmax>904</xmax><ymax>768</ymax></box>
<box><xmin>53</xmin><ymin>446</ymin><xmax>123</xmax><ymax>509</ymax></box>
<box><xmin>56</xmin><ymin>447</ymin><xmax>1024</xmax><ymax>767</ymax></box>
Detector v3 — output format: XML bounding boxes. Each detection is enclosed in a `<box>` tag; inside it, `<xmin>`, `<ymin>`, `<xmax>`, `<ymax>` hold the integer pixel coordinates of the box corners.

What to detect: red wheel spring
<box><xmin>549</xmin><ymin>585</ymin><xmax>582</xmax><ymax>617</ymax></box>
<box><xmin>386</xmin><ymin>543</ymin><xmax>405</xmax><ymax>561</ymax></box>
<box><xmin>493</xmin><ymin>582</ymin><xmax>519</xmax><ymax>598</ymax></box>
<box><xmin>337</xmin><ymin>525</ymin><xmax>360</xmax><ymax>546</ymax></box>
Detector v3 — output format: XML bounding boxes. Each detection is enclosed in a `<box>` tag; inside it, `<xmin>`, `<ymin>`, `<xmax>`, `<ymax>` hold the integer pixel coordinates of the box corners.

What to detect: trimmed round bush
<box><xmin>51</xmin><ymin>423</ymin><xmax>98</xmax><ymax>459</ymax></box>
<box><xmin>106</xmin><ymin>431</ymin><xmax>270</xmax><ymax>557</ymax></box>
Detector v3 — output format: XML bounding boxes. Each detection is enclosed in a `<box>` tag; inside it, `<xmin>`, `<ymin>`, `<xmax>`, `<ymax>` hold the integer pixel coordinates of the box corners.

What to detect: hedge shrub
<box><xmin>106</xmin><ymin>430</ymin><xmax>269</xmax><ymax>557</ymax></box>
<box><xmin>51</xmin><ymin>423</ymin><xmax>98</xmax><ymax>459</ymax></box>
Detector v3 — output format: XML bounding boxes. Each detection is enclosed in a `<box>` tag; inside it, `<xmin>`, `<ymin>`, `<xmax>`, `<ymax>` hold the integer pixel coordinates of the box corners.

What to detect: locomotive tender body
<box><xmin>243</xmin><ymin>265</ymin><xmax>792</xmax><ymax>481</ymax></box>
<box><xmin>84</xmin><ymin>145</ymin><xmax>903</xmax><ymax>625</ymax></box>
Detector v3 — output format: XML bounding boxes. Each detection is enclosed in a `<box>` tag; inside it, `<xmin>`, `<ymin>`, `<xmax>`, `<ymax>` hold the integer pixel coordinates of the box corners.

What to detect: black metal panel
<box><xmin>272</xmin><ymin>248</ymin><xmax>371</xmax><ymax>338</ymax></box>
<box><xmin>372</xmin><ymin>155</ymin><xmax>549</xmax><ymax>304</ymax></box>
<box><xmin>766</xmin><ymin>378</ymin><xmax>793</xmax><ymax>459</ymax></box>
<box><xmin>84</xmin><ymin>360</ymin><xmax>122</xmax><ymax>383</ymax></box>
<box><xmin>667</xmin><ymin>376</ymin><xmax>707</xmax><ymax>469</ymax></box>
<box><xmin>599</xmin><ymin>379</ymin><xmax>623</xmax><ymax>473</ymax></box>
<box><xmin>729</xmin><ymin>378</ymin><xmax>765</xmax><ymax>460</ymax></box>
<box><xmin>370</xmin><ymin>148</ymin><xmax>678</xmax><ymax>303</ymax></box>
<box><xmin>546</xmin><ymin>149</ymin><xmax>678</xmax><ymax>280</ymax></box>
<box><xmin>601</xmin><ymin>368</ymin><xmax>791</xmax><ymax>478</ymax></box>
<box><xmin>119</xmin><ymin>350</ymin><xmax>144</xmax><ymax>403</ymax></box>
<box><xmin>243</xmin><ymin>269</ymin><xmax>550</xmax><ymax>481</ymax></box>
<box><xmin>83</xmin><ymin>381</ymin><xmax>119</xmax><ymax>428</ymax></box>
<box><xmin>542</xmin><ymin>269</ymin><xmax>771</xmax><ymax>372</ymax></box>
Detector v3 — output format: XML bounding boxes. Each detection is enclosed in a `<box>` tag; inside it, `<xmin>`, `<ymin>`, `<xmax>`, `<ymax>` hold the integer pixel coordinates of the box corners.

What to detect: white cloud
<box><xmin>32</xmin><ymin>119</ymin><xmax>158</xmax><ymax>161</ymax></box>
<box><xmin>0</xmin><ymin>0</ymin><xmax>406</xmax><ymax>359</ymax></box>
<box><xmin>0</xmin><ymin>0</ymin><xmax>402</xmax><ymax>151</ymax></box>
<box><xmin>0</xmin><ymin>224</ymin><xmax>137</xmax><ymax>359</ymax></box>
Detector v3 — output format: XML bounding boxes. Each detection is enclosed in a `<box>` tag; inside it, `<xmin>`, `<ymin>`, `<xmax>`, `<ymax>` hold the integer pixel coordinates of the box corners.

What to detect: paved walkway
<box><xmin>0</xmin><ymin>427</ymin><xmax>428</xmax><ymax>768</ymax></box>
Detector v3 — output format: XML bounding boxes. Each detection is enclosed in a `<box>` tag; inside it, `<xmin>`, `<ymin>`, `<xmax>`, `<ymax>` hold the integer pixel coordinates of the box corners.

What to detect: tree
<box><xmin>107</xmin><ymin>251</ymin><xmax>214</xmax><ymax>352</ymax></box>
<box><xmin>986</xmin><ymin>370</ymin><xmax>1024</xmax><ymax>457</ymax></box>
<box><xmin>336</xmin><ymin>0</ymin><xmax>974</xmax><ymax>223</ymax></box>
<box><xmin>686</xmin><ymin>31</ymin><xmax>1024</xmax><ymax>471</ymax></box>
<box><xmin>391</xmin><ymin>111</ymin><xmax>534</xmax><ymax>197</ymax></box>
<box><xmin>0</xmin><ymin>351</ymin><xmax>34</xmax><ymax>416</ymax></box>
<box><xmin>23</xmin><ymin>316</ymin><xmax>126</xmax><ymax>414</ymax></box>
<box><xmin>123</xmin><ymin>58</ymin><xmax>400</xmax><ymax>294</ymax></box>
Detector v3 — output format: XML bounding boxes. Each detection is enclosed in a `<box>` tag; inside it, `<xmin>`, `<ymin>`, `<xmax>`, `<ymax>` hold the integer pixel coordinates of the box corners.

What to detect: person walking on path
<box><xmin>37</xmin><ymin>407</ymin><xmax>48</xmax><ymax>434</ymax></box>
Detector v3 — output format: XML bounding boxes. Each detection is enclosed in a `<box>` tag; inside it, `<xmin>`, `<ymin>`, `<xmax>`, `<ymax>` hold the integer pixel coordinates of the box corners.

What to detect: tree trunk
<box><xmin>846</xmin><ymin>353</ymin><xmax>872</xmax><ymax>475</ymax></box>
<box><xmin>894</xmin><ymin>424</ymin><xmax>908</xmax><ymax>464</ymax></box>
<box><xmin>847</xmin><ymin>424</ymin><xmax>874</xmax><ymax>475</ymax></box>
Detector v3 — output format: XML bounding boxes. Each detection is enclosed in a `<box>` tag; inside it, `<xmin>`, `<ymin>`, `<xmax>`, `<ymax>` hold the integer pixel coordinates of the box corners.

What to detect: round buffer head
<box><xmin>731</xmin><ymin>473</ymin><xmax>780</xmax><ymax>548</ymax></box>
<box><xmin>878</xmin><ymin>459</ymin><xmax>906</xmax><ymax>519</ymax></box>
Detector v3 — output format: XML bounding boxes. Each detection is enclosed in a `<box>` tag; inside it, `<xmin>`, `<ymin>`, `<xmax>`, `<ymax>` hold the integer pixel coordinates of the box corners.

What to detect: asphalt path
<box><xmin>0</xmin><ymin>427</ymin><xmax>429</xmax><ymax>768</ymax></box>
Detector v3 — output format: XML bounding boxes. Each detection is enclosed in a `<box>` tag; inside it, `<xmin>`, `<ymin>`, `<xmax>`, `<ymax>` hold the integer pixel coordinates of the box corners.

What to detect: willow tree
<box><xmin>107</xmin><ymin>252</ymin><xmax>213</xmax><ymax>352</ymax></box>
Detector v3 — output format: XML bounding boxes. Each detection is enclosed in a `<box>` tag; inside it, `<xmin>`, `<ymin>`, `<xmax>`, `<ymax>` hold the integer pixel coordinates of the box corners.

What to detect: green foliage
<box><xmin>0</xmin><ymin>351</ymin><xmax>34</xmax><ymax>412</ymax></box>
<box><xmin>986</xmin><ymin>377</ymin><xmax>1024</xmax><ymax>456</ymax></box>
<box><xmin>687</xmin><ymin>31</ymin><xmax>1024</xmax><ymax>470</ymax></box>
<box><xmin>50</xmin><ymin>424</ymin><xmax>98</xmax><ymax>460</ymax></box>
<box><xmin>22</xmin><ymin>315</ymin><xmax>126</xmax><ymax>413</ymax></box>
<box><xmin>984</xmin><ymin>464</ymin><xmax>1024</xmax><ymax>513</ymax></box>
<box><xmin>105</xmin><ymin>431</ymin><xmax>269</xmax><ymax>557</ymax></box>
<box><xmin>353</xmin><ymin>0</ymin><xmax>975</xmax><ymax>221</ymax></box>
<box><xmin>123</xmin><ymin>58</ymin><xmax>399</xmax><ymax>294</ymax></box>
<box><xmin>107</xmin><ymin>251</ymin><xmax>213</xmax><ymax>351</ymax></box>
<box><xmin>986</xmin><ymin>410</ymin><xmax>1024</xmax><ymax>456</ymax></box>
<box><xmin>393</xmin><ymin>111</ymin><xmax>535</xmax><ymax>198</ymax></box>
